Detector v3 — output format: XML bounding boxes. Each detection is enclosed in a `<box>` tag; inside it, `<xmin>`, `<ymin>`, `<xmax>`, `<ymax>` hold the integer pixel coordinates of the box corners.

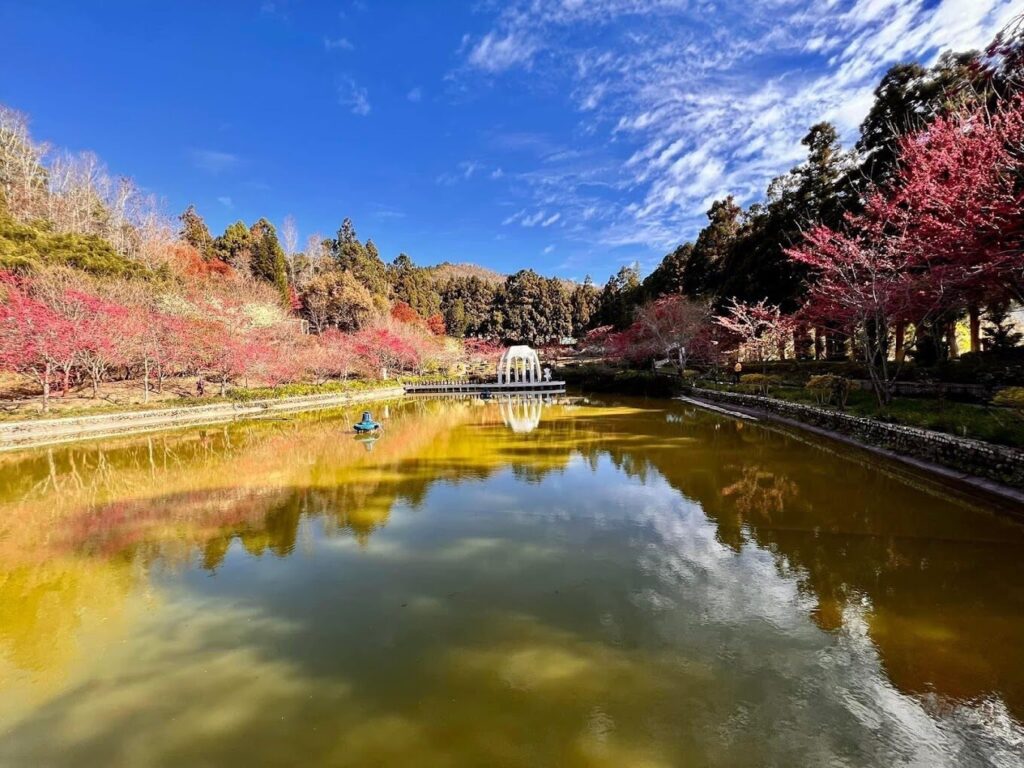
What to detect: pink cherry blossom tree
<box><xmin>0</xmin><ymin>272</ymin><xmax>75</xmax><ymax>410</ymax></box>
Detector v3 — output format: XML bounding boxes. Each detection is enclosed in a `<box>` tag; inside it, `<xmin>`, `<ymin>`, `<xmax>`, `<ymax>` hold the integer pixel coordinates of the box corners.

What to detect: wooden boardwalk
<box><xmin>403</xmin><ymin>380</ymin><xmax>566</xmax><ymax>395</ymax></box>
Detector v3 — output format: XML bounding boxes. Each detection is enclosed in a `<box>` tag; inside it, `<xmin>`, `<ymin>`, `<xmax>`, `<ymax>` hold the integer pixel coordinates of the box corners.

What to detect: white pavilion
<box><xmin>496</xmin><ymin>345</ymin><xmax>544</xmax><ymax>384</ymax></box>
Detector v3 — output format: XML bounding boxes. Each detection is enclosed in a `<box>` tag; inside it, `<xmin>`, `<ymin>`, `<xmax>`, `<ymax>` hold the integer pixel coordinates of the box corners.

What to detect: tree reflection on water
<box><xmin>1</xmin><ymin>395</ymin><xmax>1023</xmax><ymax>765</ymax></box>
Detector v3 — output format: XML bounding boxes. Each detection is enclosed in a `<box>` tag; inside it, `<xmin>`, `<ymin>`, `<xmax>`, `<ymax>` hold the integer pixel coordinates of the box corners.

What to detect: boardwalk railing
<box><xmin>404</xmin><ymin>379</ymin><xmax>566</xmax><ymax>394</ymax></box>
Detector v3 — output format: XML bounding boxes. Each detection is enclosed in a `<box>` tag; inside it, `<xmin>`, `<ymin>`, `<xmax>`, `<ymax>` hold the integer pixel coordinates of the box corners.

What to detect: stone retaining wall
<box><xmin>690</xmin><ymin>387</ymin><xmax>1024</xmax><ymax>490</ymax></box>
<box><xmin>0</xmin><ymin>387</ymin><xmax>405</xmax><ymax>451</ymax></box>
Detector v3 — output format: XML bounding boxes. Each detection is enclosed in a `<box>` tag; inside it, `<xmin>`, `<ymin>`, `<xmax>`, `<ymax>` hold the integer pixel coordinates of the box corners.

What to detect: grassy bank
<box><xmin>697</xmin><ymin>380</ymin><xmax>1024</xmax><ymax>448</ymax></box>
<box><xmin>0</xmin><ymin>378</ymin><xmax>410</xmax><ymax>422</ymax></box>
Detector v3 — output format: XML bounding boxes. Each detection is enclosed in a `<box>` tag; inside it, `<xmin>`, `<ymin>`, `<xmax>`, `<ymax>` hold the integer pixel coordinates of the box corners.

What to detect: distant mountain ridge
<box><xmin>423</xmin><ymin>261</ymin><xmax>580</xmax><ymax>289</ymax></box>
<box><xmin>423</xmin><ymin>261</ymin><xmax>506</xmax><ymax>284</ymax></box>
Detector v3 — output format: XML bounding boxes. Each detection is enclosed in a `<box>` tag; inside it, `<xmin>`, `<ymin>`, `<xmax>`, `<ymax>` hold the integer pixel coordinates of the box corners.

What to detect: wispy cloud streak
<box><xmin>462</xmin><ymin>0</ymin><xmax>1019</xmax><ymax>252</ymax></box>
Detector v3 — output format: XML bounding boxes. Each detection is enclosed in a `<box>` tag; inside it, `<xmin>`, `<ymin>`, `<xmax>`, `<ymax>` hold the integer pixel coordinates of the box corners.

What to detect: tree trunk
<box><xmin>969</xmin><ymin>305</ymin><xmax>981</xmax><ymax>354</ymax></box>
<box><xmin>864</xmin><ymin>346</ymin><xmax>892</xmax><ymax>407</ymax></box>
<box><xmin>62</xmin><ymin>367</ymin><xmax>71</xmax><ymax>397</ymax></box>
<box><xmin>42</xmin><ymin>362</ymin><xmax>52</xmax><ymax>412</ymax></box>
<box><xmin>947</xmin><ymin>318</ymin><xmax>959</xmax><ymax>359</ymax></box>
<box><xmin>143</xmin><ymin>359</ymin><xmax>150</xmax><ymax>404</ymax></box>
<box><xmin>894</xmin><ymin>322</ymin><xmax>906</xmax><ymax>363</ymax></box>
<box><xmin>793</xmin><ymin>325</ymin><xmax>811</xmax><ymax>360</ymax></box>
<box><xmin>826</xmin><ymin>331</ymin><xmax>848</xmax><ymax>361</ymax></box>
<box><xmin>814</xmin><ymin>328</ymin><xmax>823</xmax><ymax>360</ymax></box>
<box><xmin>862</xmin><ymin>316</ymin><xmax>893</xmax><ymax>408</ymax></box>
<box><xmin>220</xmin><ymin>377</ymin><xmax>227</xmax><ymax>397</ymax></box>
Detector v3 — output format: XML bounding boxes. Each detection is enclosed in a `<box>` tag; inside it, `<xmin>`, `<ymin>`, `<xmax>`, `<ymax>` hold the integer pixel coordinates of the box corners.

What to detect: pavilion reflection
<box><xmin>497</xmin><ymin>395</ymin><xmax>546</xmax><ymax>434</ymax></box>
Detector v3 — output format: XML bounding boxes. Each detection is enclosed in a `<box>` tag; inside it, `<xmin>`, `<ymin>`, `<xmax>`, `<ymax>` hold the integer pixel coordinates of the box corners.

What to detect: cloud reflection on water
<box><xmin>1</xmin><ymin>396</ymin><xmax>1023</xmax><ymax>766</ymax></box>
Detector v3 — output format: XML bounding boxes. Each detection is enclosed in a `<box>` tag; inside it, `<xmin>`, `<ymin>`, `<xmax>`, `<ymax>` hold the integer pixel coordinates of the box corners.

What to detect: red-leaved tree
<box><xmin>629</xmin><ymin>295</ymin><xmax>711</xmax><ymax>373</ymax></box>
<box><xmin>390</xmin><ymin>301</ymin><xmax>422</xmax><ymax>326</ymax></box>
<box><xmin>303</xmin><ymin>331</ymin><xmax>360</xmax><ymax>387</ymax></box>
<box><xmin>65</xmin><ymin>289</ymin><xmax>134</xmax><ymax>398</ymax></box>
<box><xmin>138</xmin><ymin>310</ymin><xmax>189</xmax><ymax>399</ymax></box>
<box><xmin>426</xmin><ymin>313</ymin><xmax>446</xmax><ymax>336</ymax></box>
<box><xmin>788</xmin><ymin>95</ymin><xmax>1024</xmax><ymax>403</ymax></box>
<box><xmin>187</xmin><ymin>320</ymin><xmax>257</xmax><ymax>396</ymax></box>
<box><xmin>716</xmin><ymin>298</ymin><xmax>797</xmax><ymax>374</ymax></box>
<box><xmin>353</xmin><ymin>321</ymin><xmax>426</xmax><ymax>378</ymax></box>
<box><xmin>789</xmin><ymin>223</ymin><xmax>921</xmax><ymax>404</ymax></box>
<box><xmin>880</xmin><ymin>96</ymin><xmax>1024</xmax><ymax>308</ymax></box>
<box><xmin>318</xmin><ymin>329</ymin><xmax>357</xmax><ymax>382</ymax></box>
<box><xmin>0</xmin><ymin>272</ymin><xmax>74</xmax><ymax>410</ymax></box>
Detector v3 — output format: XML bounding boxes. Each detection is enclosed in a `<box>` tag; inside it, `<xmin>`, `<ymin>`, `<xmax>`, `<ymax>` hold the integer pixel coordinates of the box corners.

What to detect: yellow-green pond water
<box><xmin>1</xmin><ymin>395</ymin><xmax>1023</xmax><ymax>767</ymax></box>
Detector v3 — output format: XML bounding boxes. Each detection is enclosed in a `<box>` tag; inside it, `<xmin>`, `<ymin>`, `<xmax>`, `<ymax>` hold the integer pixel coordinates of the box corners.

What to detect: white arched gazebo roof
<box><xmin>496</xmin><ymin>345</ymin><xmax>542</xmax><ymax>385</ymax></box>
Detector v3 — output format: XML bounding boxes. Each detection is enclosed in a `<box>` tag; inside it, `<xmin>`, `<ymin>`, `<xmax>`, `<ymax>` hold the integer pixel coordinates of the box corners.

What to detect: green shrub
<box><xmin>806</xmin><ymin>374</ymin><xmax>851</xmax><ymax>408</ymax></box>
<box><xmin>0</xmin><ymin>212</ymin><xmax>151</xmax><ymax>278</ymax></box>
<box><xmin>757</xmin><ymin>359</ymin><xmax>868</xmax><ymax>384</ymax></box>
<box><xmin>993</xmin><ymin>387</ymin><xmax>1024</xmax><ymax>413</ymax></box>
<box><xmin>739</xmin><ymin>373</ymin><xmax>781</xmax><ymax>395</ymax></box>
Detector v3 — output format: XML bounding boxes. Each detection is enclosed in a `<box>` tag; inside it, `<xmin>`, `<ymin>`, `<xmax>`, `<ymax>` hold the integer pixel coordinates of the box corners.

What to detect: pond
<box><xmin>0</xmin><ymin>395</ymin><xmax>1022</xmax><ymax>767</ymax></box>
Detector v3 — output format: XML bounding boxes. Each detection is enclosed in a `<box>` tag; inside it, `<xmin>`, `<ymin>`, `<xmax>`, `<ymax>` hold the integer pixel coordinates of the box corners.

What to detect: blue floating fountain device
<box><xmin>353</xmin><ymin>410</ymin><xmax>381</xmax><ymax>433</ymax></box>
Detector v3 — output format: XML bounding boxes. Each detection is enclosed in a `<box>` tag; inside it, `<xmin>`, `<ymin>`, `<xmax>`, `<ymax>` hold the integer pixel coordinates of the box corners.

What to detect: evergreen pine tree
<box><xmin>570</xmin><ymin>276</ymin><xmax>600</xmax><ymax>336</ymax></box>
<box><xmin>597</xmin><ymin>264</ymin><xmax>641</xmax><ymax>329</ymax></box>
<box><xmin>642</xmin><ymin>243</ymin><xmax>692</xmax><ymax>300</ymax></box>
<box><xmin>211</xmin><ymin>221</ymin><xmax>252</xmax><ymax>269</ymax></box>
<box><xmin>249</xmin><ymin>218</ymin><xmax>290</xmax><ymax>301</ymax></box>
<box><xmin>983</xmin><ymin>304</ymin><xmax>1023</xmax><ymax>351</ymax></box>
<box><xmin>681</xmin><ymin>198</ymin><xmax>741</xmax><ymax>300</ymax></box>
<box><xmin>178</xmin><ymin>204</ymin><xmax>213</xmax><ymax>258</ymax></box>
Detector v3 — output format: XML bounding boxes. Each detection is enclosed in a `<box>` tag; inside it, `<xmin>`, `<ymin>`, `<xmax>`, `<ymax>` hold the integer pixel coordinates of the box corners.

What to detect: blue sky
<box><xmin>0</xmin><ymin>1</ymin><xmax>1017</xmax><ymax>281</ymax></box>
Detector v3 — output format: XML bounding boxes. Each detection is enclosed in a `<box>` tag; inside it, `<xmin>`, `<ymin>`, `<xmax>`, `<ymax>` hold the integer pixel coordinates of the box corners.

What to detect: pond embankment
<box><xmin>686</xmin><ymin>387</ymin><xmax>1024</xmax><ymax>504</ymax></box>
<box><xmin>0</xmin><ymin>386</ymin><xmax>405</xmax><ymax>451</ymax></box>
<box><xmin>558</xmin><ymin>364</ymin><xmax>1024</xmax><ymax>505</ymax></box>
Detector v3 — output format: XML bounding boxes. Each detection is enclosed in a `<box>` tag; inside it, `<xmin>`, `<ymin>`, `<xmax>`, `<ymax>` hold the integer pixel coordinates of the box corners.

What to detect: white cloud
<box><xmin>217</xmin><ymin>196</ymin><xmax>233</xmax><ymax>208</ymax></box>
<box><xmin>521</xmin><ymin>210</ymin><xmax>548</xmax><ymax>227</ymax></box>
<box><xmin>437</xmin><ymin>160</ymin><xmax>489</xmax><ymax>186</ymax></box>
<box><xmin>466</xmin><ymin>30</ymin><xmax>539</xmax><ymax>72</ymax></box>
<box><xmin>503</xmin><ymin>208</ymin><xmax>526</xmax><ymax>225</ymax></box>
<box><xmin>259</xmin><ymin>0</ymin><xmax>289</xmax><ymax>18</ymax></box>
<box><xmin>461</xmin><ymin>0</ymin><xmax>1020</xmax><ymax>252</ymax></box>
<box><xmin>189</xmin><ymin>149</ymin><xmax>241</xmax><ymax>175</ymax></box>
<box><xmin>337</xmin><ymin>76</ymin><xmax>370</xmax><ymax>116</ymax></box>
<box><xmin>543</xmin><ymin>244</ymin><xmax>556</xmax><ymax>254</ymax></box>
<box><xmin>324</xmin><ymin>36</ymin><xmax>353</xmax><ymax>51</ymax></box>
<box><xmin>407</xmin><ymin>86</ymin><xmax>423</xmax><ymax>102</ymax></box>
